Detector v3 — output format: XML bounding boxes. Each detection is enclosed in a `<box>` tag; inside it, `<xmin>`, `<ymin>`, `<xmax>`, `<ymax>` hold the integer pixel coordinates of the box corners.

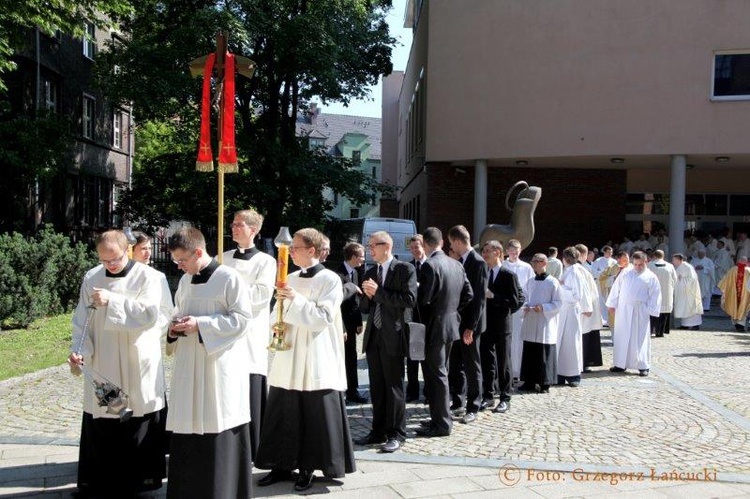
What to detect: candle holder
<box><xmin>269</xmin><ymin>226</ymin><xmax>293</xmax><ymax>351</ymax></box>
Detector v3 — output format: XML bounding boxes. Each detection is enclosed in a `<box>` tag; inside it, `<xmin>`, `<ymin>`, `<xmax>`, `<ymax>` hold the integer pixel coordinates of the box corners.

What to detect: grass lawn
<box><xmin>0</xmin><ymin>313</ymin><xmax>72</xmax><ymax>381</ymax></box>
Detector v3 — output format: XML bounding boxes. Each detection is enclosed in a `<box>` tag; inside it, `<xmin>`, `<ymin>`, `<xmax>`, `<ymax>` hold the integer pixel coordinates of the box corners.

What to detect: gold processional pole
<box><xmin>189</xmin><ymin>32</ymin><xmax>255</xmax><ymax>263</ymax></box>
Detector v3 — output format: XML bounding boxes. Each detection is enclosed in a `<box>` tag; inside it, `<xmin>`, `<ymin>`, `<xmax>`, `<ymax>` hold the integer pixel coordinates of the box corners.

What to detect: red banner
<box><xmin>196</xmin><ymin>53</ymin><xmax>216</xmax><ymax>171</ymax></box>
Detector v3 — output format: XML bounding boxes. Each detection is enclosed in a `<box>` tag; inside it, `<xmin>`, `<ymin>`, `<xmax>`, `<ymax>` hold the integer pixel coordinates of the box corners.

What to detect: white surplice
<box><xmin>557</xmin><ymin>264</ymin><xmax>590</xmax><ymax>377</ymax></box>
<box><xmin>223</xmin><ymin>248</ymin><xmax>276</xmax><ymax>376</ymax></box>
<box><xmin>691</xmin><ymin>256</ymin><xmax>715</xmax><ymax>310</ymax></box>
<box><xmin>504</xmin><ymin>259</ymin><xmax>535</xmax><ymax>378</ymax></box>
<box><xmin>606</xmin><ymin>268</ymin><xmax>661</xmax><ymax>370</ymax></box>
<box><xmin>71</xmin><ymin>261</ymin><xmax>174</xmax><ymax>418</ymax></box>
<box><xmin>521</xmin><ymin>275</ymin><xmax>562</xmax><ymax>344</ymax></box>
<box><xmin>267</xmin><ymin>267</ymin><xmax>347</xmax><ymax>391</ymax></box>
<box><xmin>167</xmin><ymin>264</ymin><xmax>253</xmax><ymax>435</ymax></box>
<box><xmin>647</xmin><ymin>259</ymin><xmax>677</xmax><ymax>314</ymax></box>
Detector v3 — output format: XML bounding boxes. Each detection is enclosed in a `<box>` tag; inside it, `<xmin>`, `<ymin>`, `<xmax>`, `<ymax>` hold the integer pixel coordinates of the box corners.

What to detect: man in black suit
<box><xmin>406</xmin><ymin>234</ymin><xmax>428</xmax><ymax>402</ymax></box>
<box><xmin>334</xmin><ymin>242</ymin><xmax>367</xmax><ymax>404</ymax></box>
<box><xmin>355</xmin><ymin>231</ymin><xmax>417</xmax><ymax>453</ymax></box>
<box><xmin>480</xmin><ymin>240</ymin><xmax>524</xmax><ymax>414</ymax></box>
<box><xmin>416</xmin><ymin>227</ymin><xmax>473</xmax><ymax>437</ymax></box>
<box><xmin>447</xmin><ymin>225</ymin><xmax>488</xmax><ymax>424</ymax></box>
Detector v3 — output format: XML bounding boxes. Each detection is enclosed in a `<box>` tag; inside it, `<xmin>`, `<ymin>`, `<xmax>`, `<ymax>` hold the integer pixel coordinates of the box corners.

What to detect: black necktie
<box><xmin>415</xmin><ymin>261</ymin><xmax>421</xmax><ymax>274</ymax></box>
<box><xmin>489</xmin><ymin>268</ymin><xmax>495</xmax><ymax>284</ymax></box>
<box><xmin>459</xmin><ymin>256</ymin><xmax>465</xmax><ymax>265</ymax></box>
<box><xmin>373</xmin><ymin>265</ymin><xmax>383</xmax><ymax>329</ymax></box>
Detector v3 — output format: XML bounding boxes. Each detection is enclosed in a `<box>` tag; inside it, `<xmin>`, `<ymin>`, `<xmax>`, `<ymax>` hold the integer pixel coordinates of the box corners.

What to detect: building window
<box><xmin>82</xmin><ymin>95</ymin><xmax>95</xmax><ymax>139</ymax></box>
<box><xmin>309</xmin><ymin>138</ymin><xmax>325</xmax><ymax>149</ymax></box>
<box><xmin>113</xmin><ymin>111</ymin><xmax>122</xmax><ymax>149</ymax></box>
<box><xmin>713</xmin><ymin>52</ymin><xmax>750</xmax><ymax>100</ymax></box>
<box><xmin>43</xmin><ymin>79</ymin><xmax>58</xmax><ymax>112</ymax></box>
<box><xmin>77</xmin><ymin>175</ymin><xmax>112</xmax><ymax>227</ymax></box>
<box><xmin>83</xmin><ymin>22</ymin><xmax>97</xmax><ymax>59</ymax></box>
<box><xmin>352</xmin><ymin>150</ymin><xmax>361</xmax><ymax>164</ymax></box>
<box><xmin>350</xmin><ymin>208</ymin><xmax>360</xmax><ymax>218</ymax></box>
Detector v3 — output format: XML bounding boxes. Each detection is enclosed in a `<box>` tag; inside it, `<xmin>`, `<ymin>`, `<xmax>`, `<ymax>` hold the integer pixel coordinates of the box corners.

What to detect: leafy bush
<box><xmin>0</xmin><ymin>228</ymin><xmax>96</xmax><ymax>329</ymax></box>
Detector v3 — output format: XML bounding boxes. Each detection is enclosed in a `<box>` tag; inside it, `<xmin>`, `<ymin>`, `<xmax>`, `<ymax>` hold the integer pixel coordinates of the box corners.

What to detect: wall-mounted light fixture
<box><xmin>515</xmin><ymin>160</ymin><xmax>529</xmax><ymax>166</ymax></box>
<box><xmin>686</xmin><ymin>164</ymin><xmax>695</xmax><ymax>170</ymax></box>
<box><xmin>610</xmin><ymin>157</ymin><xmax>625</xmax><ymax>164</ymax></box>
<box><xmin>715</xmin><ymin>156</ymin><xmax>730</xmax><ymax>163</ymax></box>
<box><xmin>455</xmin><ymin>167</ymin><xmax>466</xmax><ymax>174</ymax></box>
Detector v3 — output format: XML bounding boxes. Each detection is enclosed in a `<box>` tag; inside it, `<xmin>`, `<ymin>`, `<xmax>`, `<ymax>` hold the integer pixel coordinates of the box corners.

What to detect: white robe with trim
<box><xmin>606</xmin><ymin>268</ymin><xmax>661</xmax><ymax>370</ymax></box>
<box><xmin>167</xmin><ymin>265</ymin><xmax>253</xmax><ymax>435</ymax></box>
<box><xmin>223</xmin><ymin>249</ymin><xmax>276</xmax><ymax>376</ymax></box>
<box><xmin>267</xmin><ymin>268</ymin><xmax>347</xmax><ymax>392</ymax></box>
<box><xmin>71</xmin><ymin>262</ymin><xmax>174</xmax><ymax>418</ymax></box>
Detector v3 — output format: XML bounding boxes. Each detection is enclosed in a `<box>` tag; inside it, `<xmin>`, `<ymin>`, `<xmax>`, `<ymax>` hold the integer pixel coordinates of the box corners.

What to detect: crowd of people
<box><xmin>66</xmin><ymin>218</ymin><xmax>750</xmax><ymax>498</ymax></box>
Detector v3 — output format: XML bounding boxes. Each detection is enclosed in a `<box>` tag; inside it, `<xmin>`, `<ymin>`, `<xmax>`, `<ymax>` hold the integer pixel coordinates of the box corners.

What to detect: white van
<box><xmin>326</xmin><ymin>217</ymin><xmax>417</xmax><ymax>267</ymax></box>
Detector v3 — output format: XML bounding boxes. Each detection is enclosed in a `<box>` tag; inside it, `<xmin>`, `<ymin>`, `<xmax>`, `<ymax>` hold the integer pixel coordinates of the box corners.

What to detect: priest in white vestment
<box><xmin>576</xmin><ymin>244</ymin><xmax>603</xmax><ymax>371</ymax></box>
<box><xmin>223</xmin><ymin>209</ymin><xmax>276</xmax><ymax>459</ymax></box>
<box><xmin>519</xmin><ymin>254</ymin><xmax>562</xmax><ymax>393</ymax></box>
<box><xmin>671</xmin><ymin>254</ymin><xmax>703</xmax><ymax>330</ymax></box>
<box><xmin>647</xmin><ymin>250</ymin><xmax>677</xmax><ymax>337</ymax></box>
<box><xmin>69</xmin><ymin>230</ymin><xmax>173</xmax><ymax>497</ymax></box>
<box><xmin>503</xmin><ymin>239</ymin><xmax>535</xmax><ymax>380</ymax></box>
<box><xmin>256</xmin><ymin>228</ymin><xmax>355</xmax><ymax>492</ymax></box>
<box><xmin>691</xmin><ymin>250</ymin><xmax>715</xmax><ymax>311</ymax></box>
<box><xmin>165</xmin><ymin>227</ymin><xmax>254</xmax><ymax>499</ymax></box>
<box><xmin>713</xmin><ymin>241</ymin><xmax>734</xmax><ymax>286</ymax></box>
<box><xmin>606</xmin><ymin>251</ymin><xmax>661</xmax><ymax>376</ymax></box>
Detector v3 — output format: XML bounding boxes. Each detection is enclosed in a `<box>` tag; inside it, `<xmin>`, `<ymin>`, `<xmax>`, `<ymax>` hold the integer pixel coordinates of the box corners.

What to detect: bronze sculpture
<box><xmin>479</xmin><ymin>181</ymin><xmax>542</xmax><ymax>250</ymax></box>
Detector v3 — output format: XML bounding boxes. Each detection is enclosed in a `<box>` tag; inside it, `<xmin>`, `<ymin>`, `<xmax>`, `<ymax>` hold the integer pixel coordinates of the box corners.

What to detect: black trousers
<box><xmin>366</xmin><ymin>331</ymin><xmax>407</xmax><ymax>441</ymax></box>
<box><xmin>448</xmin><ymin>334</ymin><xmax>483</xmax><ymax>413</ymax></box>
<box><xmin>422</xmin><ymin>340</ymin><xmax>453</xmax><ymax>434</ymax></box>
<box><xmin>406</xmin><ymin>358</ymin><xmax>424</xmax><ymax>400</ymax></box>
<box><xmin>344</xmin><ymin>325</ymin><xmax>360</xmax><ymax>396</ymax></box>
<box><xmin>650</xmin><ymin>312</ymin><xmax>671</xmax><ymax>337</ymax></box>
<box><xmin>481</xmin><ymin>332</ymin><xmax>512</xmax><ymax>402</ymax></box>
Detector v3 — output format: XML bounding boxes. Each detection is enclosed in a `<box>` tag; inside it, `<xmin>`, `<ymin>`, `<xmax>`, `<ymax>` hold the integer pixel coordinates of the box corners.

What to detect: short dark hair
<box><xmin>547</xmin><ymin>246</ymin><xmax>558</xmax><ymax>257</ymax></box>
<box><xmin>168</xmin><ymin>227</ymin><xmax>206</xmax><ymax>252</ymax></box>
<box><xmin>448</xmin><ymin>225</ymin><xmax>470</xmax><ymax>244</ymax></box>
<box><xmin>423</xmin><ymin>227</ymin><xmax>443</xmax><ymax>247</ymax></box>
<box><xmin>343</xmin><ymin>242</ymin><xmax>364</xmax><ymax>260</ymax></box>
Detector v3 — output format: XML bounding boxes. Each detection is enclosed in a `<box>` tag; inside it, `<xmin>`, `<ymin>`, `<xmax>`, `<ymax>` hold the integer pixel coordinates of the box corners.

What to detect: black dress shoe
<box><xmin>380</xmin><ymin>438</ymin><xmax>401</xmax><ymax>453</ymax></box>
<box><xmin>294</xmin><ymin>470</ymin><xmax>314</xmax><ymax>492</ymax></box>
<box><xmin>639</xmin><ymin>369</ymin><xmax>649</xmax><ymax>377</ymax></box>
<box><xmin>735</xmin><ymin>324</ymin><xmax>746</xmax><ymax>332</ymax></box>
<box><xmin>346</xmin><ymin>393</ymin><xmax>368</xmax><ymax>404</ymax></box>
<box><xmin>479</xmin><ymin>398</ymin><xmax>494</xmax><ymax>411</ymax></box>
<box><xmin>353</xmin><ymin>432</ymin><xmax>386</xmax><ymax>445</ymax></box>
<box><xmin>258</xmin><ymin>469</ymin><xmax>293</xmax><ymax>487</ymax></box>
<box><xmin>609</xmin><ymin>366</ymin><xmax>625</xmax><ymax>373</ymax></box>
<box><xmin>493</xmin><ymin>400</ymin><xmax>510</xmax><ymax>413</ymax></box>
<box><xmin>419</xmin><ymin>420</ymin><xmax>434</xmax><ymax>428</ymax></box>
<box><xmin>415</xmin><ymin>426</ymin><xmax>450</xmax><ymax>437</ymax></box>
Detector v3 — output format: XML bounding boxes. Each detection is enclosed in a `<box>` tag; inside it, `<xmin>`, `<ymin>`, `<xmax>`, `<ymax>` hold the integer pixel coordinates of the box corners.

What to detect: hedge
<box><xmin>0</xmin><ymin>228</ymin><xmax>97</xmax><ymax>329</ymax></box>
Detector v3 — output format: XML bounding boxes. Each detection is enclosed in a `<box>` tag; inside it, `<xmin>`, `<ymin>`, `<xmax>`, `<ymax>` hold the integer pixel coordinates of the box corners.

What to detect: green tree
<box><xmin>100</xmin><ymin>0</ymin><xmax>395</xmax><ymax>238</ymax></box>
<box><xmin>0</xmin><ymin>111</ymin><xmax>75</xmax><ymax>233</ymax></box>
<box><xmin>0</xmin><ymin>0</ymin><xmax>133</xmax><ymax>92</ymax></box>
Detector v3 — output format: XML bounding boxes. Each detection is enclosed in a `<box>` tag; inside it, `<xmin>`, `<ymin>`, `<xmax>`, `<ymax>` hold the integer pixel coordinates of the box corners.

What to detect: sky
<box><xmin>320</xmin><ymin>0</ymin><xmax>413</xmax><ymax>118</ymax></box>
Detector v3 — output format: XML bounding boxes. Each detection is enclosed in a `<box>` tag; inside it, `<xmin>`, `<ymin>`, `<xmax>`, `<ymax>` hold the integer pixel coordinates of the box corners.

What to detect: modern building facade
<box><xmin>382</xmin><ymin>0</ymin><xmax>750</xmax><ymax>255</ymax></box>
<box><xmin>297</xmin><ymin>104</ymin><xmax>382</xmax><ymax>219</ymax></box>
<box><xmin>5</xmin><ymin>22</ymin><xmax>133</xmax><ymax>239</ymax></box>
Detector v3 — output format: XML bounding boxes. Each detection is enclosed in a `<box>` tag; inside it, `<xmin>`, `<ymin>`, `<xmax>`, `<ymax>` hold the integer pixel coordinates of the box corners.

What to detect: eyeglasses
<box><xmin>367</xmin><ymin>242</ymin><xmax>387</xmax><ymax>249</ymax></box>
<box><xmin>99</xmin><ymin>251</ymin><xmax>127</xmax><ymax>266</ymax></box>
<box><xmin>172</xmin><ymin>251</ymin><xmax>196</xmax><ymax>265</ymax></box>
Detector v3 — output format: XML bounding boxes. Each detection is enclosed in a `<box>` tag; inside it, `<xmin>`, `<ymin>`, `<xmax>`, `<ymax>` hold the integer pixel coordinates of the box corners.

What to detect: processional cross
<box><xmin>189</xmin><ymin>32</ymin><xmax>255</xmax><ymax>262</ymax></box>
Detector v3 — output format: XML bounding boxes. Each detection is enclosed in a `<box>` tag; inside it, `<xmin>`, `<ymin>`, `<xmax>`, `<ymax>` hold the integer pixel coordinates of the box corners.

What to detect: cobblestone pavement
<box><xmin>1</xmin><ymin>304</ymin><xmax>750</xmax><ymax>497</ymax></box>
